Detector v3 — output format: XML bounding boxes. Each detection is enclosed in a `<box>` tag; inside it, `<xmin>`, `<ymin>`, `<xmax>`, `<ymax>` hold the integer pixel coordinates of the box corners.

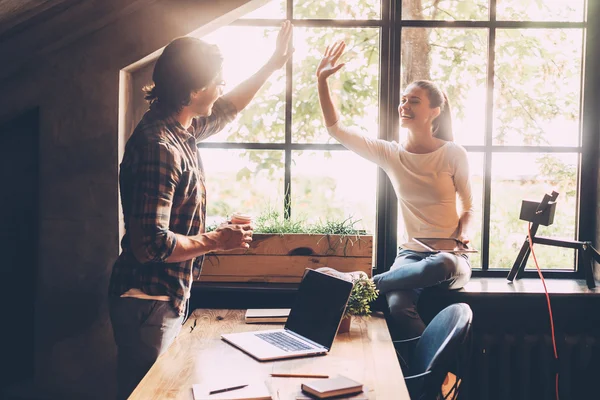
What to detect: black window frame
<box><xmin>198</xmin><ymin>0</ymin><xmax>599</xmax><ymax>278</ymax></box>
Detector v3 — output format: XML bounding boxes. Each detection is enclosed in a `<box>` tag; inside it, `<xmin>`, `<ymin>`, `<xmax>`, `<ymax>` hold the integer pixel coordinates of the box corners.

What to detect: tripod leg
<box><xmin>582</xmin><ymin>245</ymin><xmax>596</xmax><ymax>289</ymax></box>
<box><xmin>508</xmin><ymin>240</ymin><xmax>531</xmax><ymax>281</ymax></box>
<box><xmin>516</xmin><ymin>246</ymin><xmax>532</xmax><ymax>280</ymax></box>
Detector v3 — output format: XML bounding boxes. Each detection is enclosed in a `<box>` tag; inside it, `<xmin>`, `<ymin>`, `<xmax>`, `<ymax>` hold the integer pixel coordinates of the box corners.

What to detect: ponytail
<box><xmin>410</xmin><ymin>80</ymin><xmax>454</xmax><ymax>141</ymax></box>
<box><xmin>432</xmin><ymin>91</ymin><xmax>453</xmax><ymax>141</ymax></box>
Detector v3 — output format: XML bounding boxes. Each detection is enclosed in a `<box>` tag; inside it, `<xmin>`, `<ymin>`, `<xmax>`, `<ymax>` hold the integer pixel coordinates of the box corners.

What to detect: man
<box><xmin>108</xmin><ymin>21</ymin><xmax>293</xmax><ymax>400</ymax></box>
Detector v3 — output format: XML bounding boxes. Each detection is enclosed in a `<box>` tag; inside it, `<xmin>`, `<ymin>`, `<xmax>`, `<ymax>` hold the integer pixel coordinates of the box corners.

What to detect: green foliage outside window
<box><xmin>204</xmin><ymin>0</ymin><xmax>584</xmax><ymax>270</ymax></box>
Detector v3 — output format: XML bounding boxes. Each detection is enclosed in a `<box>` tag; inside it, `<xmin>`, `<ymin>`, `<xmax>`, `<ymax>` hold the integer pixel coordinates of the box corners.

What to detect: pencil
<box><xmin>208</xmin><ymin>384</ymin><xmax>248</xmax><ymax>395</ymax></box>
<box><xmin>270</xmin><ymin>373</ymin><xmax>329</xmax><ymax>378</ymax></box>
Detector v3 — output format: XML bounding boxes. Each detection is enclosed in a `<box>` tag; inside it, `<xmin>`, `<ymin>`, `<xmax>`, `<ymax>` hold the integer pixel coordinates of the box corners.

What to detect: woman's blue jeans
<box><xmin>372</xmin><ymin>249</ymin><xmax>471</xmax><ymax>339</ymax></box>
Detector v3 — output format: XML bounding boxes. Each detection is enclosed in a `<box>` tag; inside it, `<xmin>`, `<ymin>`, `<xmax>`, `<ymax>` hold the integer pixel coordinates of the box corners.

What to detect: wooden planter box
<box><xmin>197</xmin><ymin>233</ymin><xmax>373</xmax><ymax>284</ymax></box>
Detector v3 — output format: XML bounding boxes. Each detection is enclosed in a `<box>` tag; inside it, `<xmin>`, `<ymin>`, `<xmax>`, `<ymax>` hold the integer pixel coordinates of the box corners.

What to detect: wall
<box><xmin>0</xmin><ymin>1</ymin><xmax>255</xmax><ymax>398</ymax></box>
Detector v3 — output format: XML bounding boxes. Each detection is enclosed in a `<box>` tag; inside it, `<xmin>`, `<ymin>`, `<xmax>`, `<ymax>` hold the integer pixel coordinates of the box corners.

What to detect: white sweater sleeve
<box><xmin>326</xmin><ymin>121</ymin><xmax>397</xmax><ymax>169</ymax></box>
<box><xmin>453</xmin><ymin>145</ymin><xmax>474</xmax><ymax>217</ymax></box>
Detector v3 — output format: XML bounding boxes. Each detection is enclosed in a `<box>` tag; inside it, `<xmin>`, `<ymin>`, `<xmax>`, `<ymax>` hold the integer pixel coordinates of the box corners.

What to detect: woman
<box><xmin>316</xmin><ymin>41</ymin><xmax>474</xmax><ymax>338</ymax></box>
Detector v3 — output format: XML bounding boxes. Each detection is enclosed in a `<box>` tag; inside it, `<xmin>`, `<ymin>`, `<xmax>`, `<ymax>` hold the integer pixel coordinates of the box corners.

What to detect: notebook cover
<box><xmin>295</xmin><ymin>386</ymin><xmax>368</xmax><ymax>400</ymax></box>
<box><xmin>192</xmin><ymin>381</ymin><xmax>272</xmax><ymax>400</ymax></box>
<box><xmin>300</xmin><ymin>375</ymin><xmax>363</xmax><ymax>399</ymax></box>
<box><xmin>245</xmin><ymin>309</ymin><xmax>290</xmax><ymax>324</ymax></box>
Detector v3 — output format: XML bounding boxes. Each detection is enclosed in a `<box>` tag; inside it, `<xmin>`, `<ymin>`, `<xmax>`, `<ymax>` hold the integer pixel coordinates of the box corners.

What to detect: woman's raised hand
<box><xmin>316</xmin><ymin>41</ymin><xmax>346</xmax><ymax>82</ymax></box>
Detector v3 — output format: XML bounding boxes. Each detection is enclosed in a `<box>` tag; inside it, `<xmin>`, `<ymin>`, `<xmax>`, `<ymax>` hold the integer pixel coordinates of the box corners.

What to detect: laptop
<box><xmin>221</xmin><ymin>268</ymin><xmax>354</xmax><ymax>361</ymax></box>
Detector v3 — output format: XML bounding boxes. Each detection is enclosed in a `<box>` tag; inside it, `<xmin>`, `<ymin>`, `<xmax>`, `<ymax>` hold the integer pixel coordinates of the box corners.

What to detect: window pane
<box><xmin>294</xmin><ymin>0</ymin><xmax>380</xmax><ymax>19</ymax></box>
<box><xmin>241</xmin><ymin>0</ymin><xmax>286</xmax><ymax>19</ymax></box>
<box><xmin>488</xmin><ymin>153</ymin><xmax>578</xmax><ymax>270</ymax></box>
<box><xmin>203</xmin><ymin>149</ymin><xmax>285</xmax><ymax>227</ymax></box>
<box><xmin>401</xmin><ymin>28</ymin><xmax>488</xmax><ymax>145</ymax></box>
<box><xmin>497</xmin><ymin>0</ymin><xmax>586</xmax><ymax>22</ymax></box>
<box><xmin>493</xmin><ymin>29</ymin><xmax>583</xmax><ymax>147</ymax></box>
<box><xmin>203</xmin><ymin>26</ymin><xmax>285</xmax><ymax>143</ymax></box>
<box><xmin>292</xmin><ymin>27</ymin><xmax>380</xmax><ymax>143</ymax></box>
<box><xmin>291</xmin><ymin>150</ymin><xmax>377</xmax><ymax>233</ymax></box>
<box><xmin>402</xmin><ymin>0</ymin><xmax>488</xmax><ymax>21</ymax></box>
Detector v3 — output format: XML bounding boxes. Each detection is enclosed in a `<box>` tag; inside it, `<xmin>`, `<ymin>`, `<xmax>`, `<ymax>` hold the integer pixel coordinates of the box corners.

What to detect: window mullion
<box><xmin>480</xmin><ymin>0</ymin><xmax>497</xmax><ymax>271</ymax></box>
<box><xmin>284</xmin><ymin>0</ymin><xmax>293</xmax><ymax>219</ymax></box>
<box><xmin>578</xmin><ymin>0</ymin><xmax>599</xmax><ymax>275</ymax></box>
<box><xmin>375</xmin><ymin>0</ymin><xmax>401</xmax><ymax>274</ymax></box>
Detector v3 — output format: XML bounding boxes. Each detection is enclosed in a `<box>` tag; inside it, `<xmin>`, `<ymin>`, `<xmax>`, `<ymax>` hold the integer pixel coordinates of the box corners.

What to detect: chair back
<box><xmin>412</xmin><ymin>303</ymin><xmax>473</xmax><ymax>375</ymax></box>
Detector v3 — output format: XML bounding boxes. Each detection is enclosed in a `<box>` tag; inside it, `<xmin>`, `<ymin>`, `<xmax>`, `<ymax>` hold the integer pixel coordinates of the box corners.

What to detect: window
<box><xmin>199</xmin><ymin>0</ymin><xmax>596</xmax><ymax>276</ymax></box>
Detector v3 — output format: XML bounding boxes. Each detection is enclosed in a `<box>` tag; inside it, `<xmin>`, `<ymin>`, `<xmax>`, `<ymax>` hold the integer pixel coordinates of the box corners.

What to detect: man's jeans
<box><xmin>109</xmin><ymin>297</ymin><xmax>187</xmax><ymax>400</ymax></box>
<box><xmin>372</xmin><ymin>249</ymin><xmax>471</xmax><ymax>339</ymax></box>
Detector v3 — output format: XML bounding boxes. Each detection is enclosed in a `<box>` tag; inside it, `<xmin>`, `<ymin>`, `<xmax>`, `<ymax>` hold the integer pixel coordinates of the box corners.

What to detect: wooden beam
<box><xmin>0</xmin><ymin>0</ymin><xmax>158</xmax><ymax>81</ymax></box>
<box><xmin>0</xmin><ymin>0</ymin><xmax>76</xmax><ymax>38</ymax></box>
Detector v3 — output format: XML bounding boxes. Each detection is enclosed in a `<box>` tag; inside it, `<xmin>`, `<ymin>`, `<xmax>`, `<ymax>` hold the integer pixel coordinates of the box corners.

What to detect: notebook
<box><xmin>300</xmin><ymin>375</ymin><xmax>364</xmax><ymax>399</ymax></box>
<box><xmin>221</xmin><ymin>269</ymin><xmax>353</xmax><ymax>361</ymax></box>
<box><xmin>245</xmin><ymin>308</ymin><xmax>290</xmax><ymax>324</ymax></box>
<box><xmin>192</xmin><ymin>380</ymin><xmax>271</xmax><ymax>400</ymax></box>
<box><xmin>295</xmin><ymin>390</ymin><xmax>368</xmax><ymax>400</ymax></box>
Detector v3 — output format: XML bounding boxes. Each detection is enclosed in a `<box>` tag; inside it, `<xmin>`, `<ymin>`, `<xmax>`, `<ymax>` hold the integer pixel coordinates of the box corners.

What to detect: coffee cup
<box><xmin>230</xmin><ymin>212</ymin><xmax>252</xmax><ymax>225</ymax></box>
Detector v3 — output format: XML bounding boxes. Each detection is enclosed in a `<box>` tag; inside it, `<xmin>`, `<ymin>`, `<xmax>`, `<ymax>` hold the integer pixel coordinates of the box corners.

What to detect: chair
<box><xmin>394</xmin><ymin>303</ymin><xmax>473</xmax><ymax>400</ymax></box>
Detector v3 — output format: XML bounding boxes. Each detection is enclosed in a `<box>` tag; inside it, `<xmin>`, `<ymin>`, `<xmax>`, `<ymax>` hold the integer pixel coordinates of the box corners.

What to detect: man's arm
<box><xmin>221</xmin><ymin>20</ymin><xmax>293</xmax><ymax>112</ymax></box>
<box><xmin>128</xmin><ymin>141</ymin><xmax>252</xmax><ymax>264</ymax></box>
<box><xmin>191</xmin><ymin>21</ymin><xmax>293</xmax><ymax>141</ymax></box>
<box><xmin>166</xmin><ymin>223</ymin><xmax>253</xmax><ymax>263</ymax></box>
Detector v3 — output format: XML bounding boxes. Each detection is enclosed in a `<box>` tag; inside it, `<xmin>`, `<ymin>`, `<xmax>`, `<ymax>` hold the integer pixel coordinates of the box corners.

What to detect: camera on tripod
<box><xmin>507</xmin><ymin>190</ymin><xmax>598</xmax><ymax>289</ymax></box>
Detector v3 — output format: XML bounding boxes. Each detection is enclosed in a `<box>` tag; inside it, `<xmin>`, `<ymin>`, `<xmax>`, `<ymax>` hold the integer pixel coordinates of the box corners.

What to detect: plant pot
<box><xmin>338</xmin><ymin>315</ymin><xmax>352</xmax><ymax>334</ymax></box>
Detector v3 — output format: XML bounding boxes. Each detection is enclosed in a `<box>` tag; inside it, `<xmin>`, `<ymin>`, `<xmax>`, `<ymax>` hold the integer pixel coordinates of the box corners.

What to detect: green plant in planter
<box><xmin>344</xmin><ymin>276</ymin><xmax>379</xmax><ymax>319</ymax></box>
<box><xmin>206</xmin><ymin>208</ymin><xmax>368</xmax><ymax>236</ymax></box>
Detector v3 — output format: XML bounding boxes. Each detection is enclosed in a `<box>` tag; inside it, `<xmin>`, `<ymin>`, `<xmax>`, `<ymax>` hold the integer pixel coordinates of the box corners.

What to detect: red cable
<box><xmin>527</xmin><ymin>223</ymin><xmax>559</xmax><ymax>400</ymax></box>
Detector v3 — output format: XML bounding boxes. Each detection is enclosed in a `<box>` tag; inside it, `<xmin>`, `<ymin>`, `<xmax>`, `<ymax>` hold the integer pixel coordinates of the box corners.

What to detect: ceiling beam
<box><xmin>0</xmin><ymin>0</ymin><xmax>159</xmax><ymax>81</ymax></box>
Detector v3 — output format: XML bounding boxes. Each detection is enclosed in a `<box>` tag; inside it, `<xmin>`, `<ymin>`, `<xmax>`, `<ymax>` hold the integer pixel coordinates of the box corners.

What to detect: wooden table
<box><xmin>129</xmin><ymin>309</ymin><xmax>410</xmax><ymax>400</ymax></box>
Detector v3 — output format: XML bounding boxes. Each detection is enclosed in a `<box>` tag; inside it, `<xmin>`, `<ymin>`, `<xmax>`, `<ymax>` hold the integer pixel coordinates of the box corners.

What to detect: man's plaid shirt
<box><xmin>108</xmin><ymin>98</ymin><xmax>237</xmax><ymax>315</ymax></box>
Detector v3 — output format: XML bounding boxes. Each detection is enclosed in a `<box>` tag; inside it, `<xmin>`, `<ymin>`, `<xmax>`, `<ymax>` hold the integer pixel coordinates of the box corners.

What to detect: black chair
<box><xmin>394</xmin><ymin>303</ymin><xmax>473</xmax><ymax>400</ymax></box>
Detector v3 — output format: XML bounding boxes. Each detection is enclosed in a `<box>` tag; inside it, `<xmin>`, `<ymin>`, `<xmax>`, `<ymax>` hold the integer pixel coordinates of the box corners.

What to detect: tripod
<box><xmin>507</xmin><ymin>191</ymin><xmax>599</xmax><ymax>289</ymax></box>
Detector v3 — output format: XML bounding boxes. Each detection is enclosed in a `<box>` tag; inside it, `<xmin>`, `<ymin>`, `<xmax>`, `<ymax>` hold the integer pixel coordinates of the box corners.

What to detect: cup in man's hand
<box><xmin>230</xmin><ymin>212</ymin><xmax>252</xmax><ymax>225</ymax></box>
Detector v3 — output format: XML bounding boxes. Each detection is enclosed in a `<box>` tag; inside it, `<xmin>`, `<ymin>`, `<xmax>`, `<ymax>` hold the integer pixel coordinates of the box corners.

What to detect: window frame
<box><xmin>198</xmin><ymin>0</ymin><xmax>599</xmax><ymax>278</ymax></box>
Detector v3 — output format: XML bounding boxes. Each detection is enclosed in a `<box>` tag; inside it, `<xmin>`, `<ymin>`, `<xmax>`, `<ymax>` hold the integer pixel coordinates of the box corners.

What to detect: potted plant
<box><xmin>338</xmin><ymin>273</ymin><xmax>379</xmax><ymax>334</ymax></box>
<box><xmin>198</xmin><ymin>210</ymin><xmax>374</xmax><ymax>285</ymax></box>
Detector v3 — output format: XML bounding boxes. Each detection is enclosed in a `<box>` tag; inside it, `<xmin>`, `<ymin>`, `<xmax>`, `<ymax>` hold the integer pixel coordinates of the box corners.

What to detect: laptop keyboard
<box><xmin>255</xmin><ymin>331</ymin><xmax>315</xmax><ymax>352</ymax></box>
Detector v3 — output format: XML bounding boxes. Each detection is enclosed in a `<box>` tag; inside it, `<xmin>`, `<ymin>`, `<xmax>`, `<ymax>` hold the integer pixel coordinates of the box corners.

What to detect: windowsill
<box><xmin>457</xmin><ymin>277</ymin><xmax>600</xmax><ymax>296</ymax></box>
<box><xmin>193</xmin><ymin>277</ymin><xmax>600</xmax><ymax>296</ymax></box>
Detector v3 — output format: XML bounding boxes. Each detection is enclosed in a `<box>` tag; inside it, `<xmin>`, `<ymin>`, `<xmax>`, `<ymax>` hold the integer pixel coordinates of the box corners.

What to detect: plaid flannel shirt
<box><xmin>108</xmin><ymin>98</ymin><xmax>237</xmax><ymax>315</ymax></box>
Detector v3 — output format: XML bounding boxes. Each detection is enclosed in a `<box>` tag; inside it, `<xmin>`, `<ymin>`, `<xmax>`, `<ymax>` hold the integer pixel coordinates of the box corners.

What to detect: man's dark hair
<box><xmin>143</xmin><ymin>37</ymin><xmax>223</xmax><ymax>114</ymax></box>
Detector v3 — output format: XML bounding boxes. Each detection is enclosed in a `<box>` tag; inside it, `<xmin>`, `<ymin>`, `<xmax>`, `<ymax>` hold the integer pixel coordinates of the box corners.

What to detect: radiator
<box><xmin>463</xmin><ymin>333</ymin><xmax>598</xmax><ymax>400</ymax></box>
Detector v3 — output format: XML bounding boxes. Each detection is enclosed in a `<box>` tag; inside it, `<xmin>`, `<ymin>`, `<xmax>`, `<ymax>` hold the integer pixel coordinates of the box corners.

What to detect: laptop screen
<box><xmin>285</xmin><ymin>269</ymin><xmax>354</xmax><ymax>349</ymax></box>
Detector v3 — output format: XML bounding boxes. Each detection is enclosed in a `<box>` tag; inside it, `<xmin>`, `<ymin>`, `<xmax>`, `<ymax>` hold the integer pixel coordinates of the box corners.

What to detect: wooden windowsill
<box><xmin>457</xmin><ymin>277</ymin><xmax>600</xmax><ymax>296</ymax></box>
<box><xmin>193</xmin><ymin>277</ymin><xmax>600</xmax><ymax>296</ymax></box>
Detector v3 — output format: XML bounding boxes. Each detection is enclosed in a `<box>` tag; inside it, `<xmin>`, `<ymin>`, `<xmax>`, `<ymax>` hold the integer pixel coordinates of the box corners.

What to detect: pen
<box><xmin>209</xmin><ymin>384</ymin><xmax>248</xmax><ymax>395</ymax></box>
<box><xmin>270</xmin><ymin>373</ymin><xmax>329</xmax><ymax>378</ymax></box>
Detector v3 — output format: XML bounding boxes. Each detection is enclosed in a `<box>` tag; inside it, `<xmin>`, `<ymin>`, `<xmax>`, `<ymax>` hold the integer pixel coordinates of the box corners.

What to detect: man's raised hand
<box><xmin>266</xmin><ymin>20</ymin><xmax>294</xmax><ymax>71</ymax></box>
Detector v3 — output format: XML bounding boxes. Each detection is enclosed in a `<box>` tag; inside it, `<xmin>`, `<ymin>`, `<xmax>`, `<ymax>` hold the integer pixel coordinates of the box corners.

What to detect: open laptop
<box><xmin>221</xmin><ymin>268</ymin><xmax>354</xmax><ymax>361</ymax></box>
